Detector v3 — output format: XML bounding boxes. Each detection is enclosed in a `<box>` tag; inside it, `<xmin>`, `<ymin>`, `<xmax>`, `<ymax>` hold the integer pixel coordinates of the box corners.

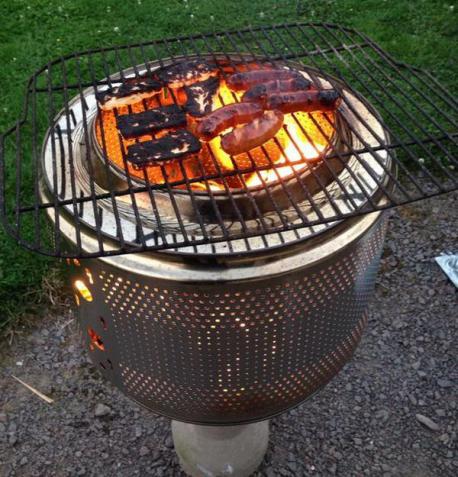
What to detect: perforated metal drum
<box><xmin>69</xmin><ymin>210</ymin><xmax>387</xmax><ymax>424</ymax></box>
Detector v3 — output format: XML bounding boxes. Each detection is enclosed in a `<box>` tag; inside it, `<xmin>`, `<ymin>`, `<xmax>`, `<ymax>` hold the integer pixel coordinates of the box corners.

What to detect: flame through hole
<box><xmin>74</xmin><ymin>280</ymin><xmax>93</xmax><ymax>302</ymax></box>
<box><xmin>88</xmin><ymin>327</ymin><xmax>105</xmax><ymax>351</ymax></box>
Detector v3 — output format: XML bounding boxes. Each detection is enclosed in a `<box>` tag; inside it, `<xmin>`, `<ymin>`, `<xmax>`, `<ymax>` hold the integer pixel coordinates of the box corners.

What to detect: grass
<box><xmin>0</xmin><ymin>0</ymin><xmax>456</xmax><ymax>328</ymax></box>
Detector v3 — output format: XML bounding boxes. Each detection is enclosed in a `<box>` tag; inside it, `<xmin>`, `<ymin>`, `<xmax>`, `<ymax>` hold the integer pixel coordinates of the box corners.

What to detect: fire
<box><xmin>74</xmin><ymin>279</ymin><xmax>93</xmax><ymax>302</ymax></box>
<box><xmin>245</xmin><ymin>116</ymin><xmax>326</xmax><ymax>188</ymax></box>
<box><xmin>95</xmin><ymin>77</ymin><xmax>334</xmax><ymax>191</ymax></box>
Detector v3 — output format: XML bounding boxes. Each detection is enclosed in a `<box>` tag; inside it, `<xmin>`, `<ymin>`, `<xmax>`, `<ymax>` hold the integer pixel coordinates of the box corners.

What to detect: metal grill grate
<box><xmin>0</xmin><ymin>22</ymin><xmax>456</xmax><ymax>258</ymax></box>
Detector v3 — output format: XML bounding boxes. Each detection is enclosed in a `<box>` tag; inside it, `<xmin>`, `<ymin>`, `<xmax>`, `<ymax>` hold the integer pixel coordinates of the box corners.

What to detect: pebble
<box><xmin>94</xmin><ymin>404</ymin><xmax>111</xmax><ymax>417</ymax></box>
<box><xmin>437</xmin><ymin>379</ymin><xmax>453</xmax><ymax>388</ymax></box>
<box><xmin>416</xmin><ymin>414</ymin><xmax>440</xmax><ymax>431</ymax></box>
<box><xmin>139</xmin><ymin>446</ymin><xmax>149</xmax><ymax>457</ymax></box>
<box><xmin>164</xmin><ymin>435</ymin><xmax>174</xmax><ymax>448</ymax></box>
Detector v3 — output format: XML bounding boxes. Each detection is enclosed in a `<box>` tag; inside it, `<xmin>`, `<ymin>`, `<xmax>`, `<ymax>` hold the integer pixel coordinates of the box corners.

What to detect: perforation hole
<box><xmin>100</xmin><ymin>316</ymin><xmax>108</xmax><ymax>330</ymax></box>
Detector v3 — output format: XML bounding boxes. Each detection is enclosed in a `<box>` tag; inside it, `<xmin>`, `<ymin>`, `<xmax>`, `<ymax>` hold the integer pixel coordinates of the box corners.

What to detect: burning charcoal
<box><xmin>116</xmin><ymin>105</ymin><xmax>187</xmax><ymax>138</ymax></box>
<box><xmin>126</xmin><ymin>130</ymin><xmax>202</xmax><ymax>168</ymax></box>
<box><xmin>157</xmin><ymin>60</ymin><xmax>218</xmax><ymax>89</ymax></box>
<box><xmin>184</xmin><ymin>77</ymin><xmax>220</xmax><ymax>117</ymax></box>
<box><xmin>96</xmin><ymin>77</ymin><xmax>163</xmax><ymax>110</ymax></box>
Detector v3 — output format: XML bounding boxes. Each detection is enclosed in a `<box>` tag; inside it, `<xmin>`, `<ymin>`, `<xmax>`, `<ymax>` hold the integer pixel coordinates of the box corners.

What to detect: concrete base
<box><xmin>171</xmin><ymin>420</ymin><xmax>269</xmax><ymax>477</ymax></box>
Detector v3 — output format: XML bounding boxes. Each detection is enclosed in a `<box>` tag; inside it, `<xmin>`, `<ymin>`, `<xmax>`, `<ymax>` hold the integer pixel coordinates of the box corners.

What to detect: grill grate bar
<box><xmin>160</xmin><ymin>36</ymin><xmax>251</xmax><ymax>250</ymax></box>
<box><xmin>219</xmin><ymin>31</ymin><xmax>315</xmax><ymax>229</ymax></box>
<box><xmin>0</xmin><ymin>22</ymin><xmax>456</xmax><ymax>258</ymax></box>
<box><xmin>188</xmin><ymin>34</ymin><xmax>282</xmax><ymax>246</ymax></box>
<box><xmin>86</xmin><ymin>52</ymin><xmax>128</xmax><ymax>251</ymax></box>
<box><xmin>323</xmin><ymin>24</ymin><xmax>458</xmax><ymax>177</ymax></box>
<box><xmin>293</xmin><ymin>24</ymin><xmax>443</xmax><ymax>196</ymax></box>
<box><xmin>281</xmin><ymin>25</ymin><xmax>416</xmax><ymax>201</ymax></box>
<box><xmin>13</xmin><ymin>129</ymin><xmax>456</xmax><ymax>214</ymax></box>
<box><xmin>70</xmin><ymin>56</ymin><xmax>103</xmax><ymax>255</ymax></box>
<box><xmin>255</xmin><ymin>26</ymin><xmax>368</xmax><ymax>214</ymax></box>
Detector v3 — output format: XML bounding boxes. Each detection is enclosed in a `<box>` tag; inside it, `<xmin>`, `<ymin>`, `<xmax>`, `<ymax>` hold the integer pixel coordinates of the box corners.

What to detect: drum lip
<box><xmin>93</xmin><ymin>208</ymin><xmax>387</xmax><ymax>284</ymax></box>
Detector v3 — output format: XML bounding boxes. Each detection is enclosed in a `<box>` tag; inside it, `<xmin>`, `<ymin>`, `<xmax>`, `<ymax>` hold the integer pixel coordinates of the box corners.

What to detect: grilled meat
<box><xmin>96</xmin><ymin>77</ymin><xmax>163</xmax><ymax>110</ymax></box>
<box><xmin>265</xmin><ymin>89</ymin><xmax>342</xmax><ymax>114</ymax></box>
<box><xmin>116</xmin><ymin>105</ymin><xmax>186</xmax><ymax>138</ymax></box>
<box><xmin>158</xmin><ymin>60</ymin><xmax>219</xmax><ymax>89</ymax></box>
<box><xmin>126</xmin><ymin>130</ymin><xmax>202</xmax><ymax>168</ymax></box>
<box><xmin>221</xmin><ymin>110</ymin><xmax>284</xmax><ymax>156</ymax></box>
<box><xmin>196</xmin><ymin>102</ymin><xmax>263</xmax><ymax>141</ymax></box>
<box><xmin>226</xmin><ymin>68</ymin><xmax>304</xmax><ymax>91</ymax></box>
<box><xmin>184</xmin><ymin>77</ymin><xmax>220</xmax><ymax>117</ymax></box>
<box><xmin>242</xmin><ymin>77</ymin><xmax>312</xmax><ymax>104</ymax></box>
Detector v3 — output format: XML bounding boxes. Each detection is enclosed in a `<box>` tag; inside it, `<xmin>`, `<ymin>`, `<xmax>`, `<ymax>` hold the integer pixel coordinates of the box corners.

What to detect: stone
<box><xmin>139</xmin><ymin>446</ymin><xmax>149</xmax><ymax>457</ymax></box>
<box><xmin>164</xmin><ymin>435</ymin><xmax>174</xmax><ymax>448</ymax></box>
<box><xmin>416</xmin><ymin>414</ymin><xmax>440</xmax><ymax>431</ymax></box>
<box><xmin>94</xmin><ymin>404</ymin><xmax>111</xmax><ymax>417</ymax></box>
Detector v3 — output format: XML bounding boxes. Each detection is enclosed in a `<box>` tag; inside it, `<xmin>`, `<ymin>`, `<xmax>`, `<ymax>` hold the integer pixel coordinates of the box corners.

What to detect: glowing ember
<box><xmin>95</xmin><ymin>72</ymin><xmax>335</xmax><ymax>191</ymax></box>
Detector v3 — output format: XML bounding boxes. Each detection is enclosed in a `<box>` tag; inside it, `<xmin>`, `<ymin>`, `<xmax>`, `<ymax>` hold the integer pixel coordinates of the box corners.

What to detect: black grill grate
<box><xmin>0</xmin><ymin>22</ymin><xmax>456</xmax><ymax>258</ymax></box>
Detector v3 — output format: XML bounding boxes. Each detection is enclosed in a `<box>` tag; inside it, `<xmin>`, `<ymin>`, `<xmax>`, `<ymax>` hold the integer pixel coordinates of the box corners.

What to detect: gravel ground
<box><xmin>0</xmin><ymin>191</ymin><xmax>456</xmax><ymax>477</ymax></box>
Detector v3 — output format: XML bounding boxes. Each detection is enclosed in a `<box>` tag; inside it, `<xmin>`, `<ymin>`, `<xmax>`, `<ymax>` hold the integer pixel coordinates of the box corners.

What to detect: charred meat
<box><xmin>116</xmin><ymin>105</ymin><xmax>186</xmax><ymax>138</ymax></box>
<box><xmin>184</xmin><ymin>77</ymin><xmax>220</xmax><ymax>117</ymax></box>
<box><xmin>126</xmin><ymin>130</ymin><xmax>202</xmax><ymax>168</ymax></box>
<box><xmin>158</xmin><ymin>60</ymin><xmax>218</xmax><ymax>89</ymax></box>
<box><xmin>96</xmin><ymin>77</ymin><xmax>163</xmax><ymax>110</ymax></box>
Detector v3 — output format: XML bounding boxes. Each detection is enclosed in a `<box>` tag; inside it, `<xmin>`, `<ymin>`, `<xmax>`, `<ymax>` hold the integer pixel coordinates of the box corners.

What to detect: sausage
<box><xmin>265</xmin><ymin>89</ymin><xmax>342</xmax><ymax>114</ymax></box>
<box><xmin>242</xmin><ymin>77</ymin><xmax>312</xmax><ymax>104</ymax></box>
<box><xmin>221</xmin><ymin>110</ymin><xmax>284</xmax><ymax>156</ymax></box>
<box><xmin>196</xmin><ymin>102</ymin><xmax>263</xmax><ymax>141</ymax></box>
<box><xmin>226</xmin><ymin>69</ymin><xmax>304</xmax><ymax>91</ymax></box>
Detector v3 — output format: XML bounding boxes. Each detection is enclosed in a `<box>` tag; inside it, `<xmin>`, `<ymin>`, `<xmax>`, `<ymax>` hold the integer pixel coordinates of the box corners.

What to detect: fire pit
<box><xmin>1</xmin><ymin>22</ymin><xmax>456</xmax><ymax>477</ymax></box>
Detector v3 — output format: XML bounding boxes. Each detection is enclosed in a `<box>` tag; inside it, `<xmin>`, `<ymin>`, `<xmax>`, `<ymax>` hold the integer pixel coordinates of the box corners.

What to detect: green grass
<box><xmin>0</xmin><ymin>0</ymin><xmax>456</xmax><ymax>327</ymax></box>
